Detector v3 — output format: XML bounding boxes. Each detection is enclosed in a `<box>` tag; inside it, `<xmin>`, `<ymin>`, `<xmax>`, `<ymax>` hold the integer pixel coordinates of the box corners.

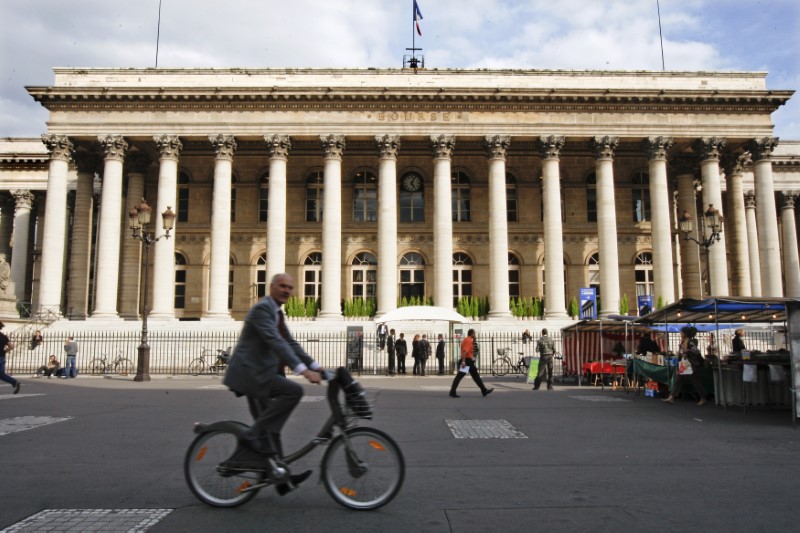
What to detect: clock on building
<box><xmin>402</xmin><ymin>174</ymin><xmax>422</xmax><ymax>192</ymax></box>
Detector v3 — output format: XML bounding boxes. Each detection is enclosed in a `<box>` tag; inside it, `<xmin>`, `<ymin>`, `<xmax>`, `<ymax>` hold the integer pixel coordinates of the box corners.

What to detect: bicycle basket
<box><xmin>336</xmin><ymin>366</ymin><xmax>373</xmax><ymax>419</ymax></box>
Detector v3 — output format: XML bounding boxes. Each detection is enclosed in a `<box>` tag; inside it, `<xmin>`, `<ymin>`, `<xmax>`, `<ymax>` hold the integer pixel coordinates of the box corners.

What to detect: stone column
<box><xmin>204</xmin><ymin>134</ymin><xmax>237</xmax><ymax>320</ymax></box>
<box><xmin>38</xmin><ymin>134</ymin><xmax>73</xmax><ymax>314</ymax></box>
<box><xmin>749</xmin><ymin>137</ymin><xmax>783</xmax><ymax>296</ymax></box>
<box><xmin>9</xmin><ymin>190</ymin><xmax>34</xmax><ymax>303</ymax></box>
<box><xmin>723</xmin><ymin>153</ymin><xmax>752</xmax><ymax>296</ymax></box>
<box><xmin>646</xmin><ymin>137</ymin><xmax>676</xmax><ymax>304</ymax></box>
<box><xmin>0</xmin><ymin>197</ymin><xmax>12</xmax><ymax>260</ymax></box>
<box><xmin>91</xmin><ymin>135</ymin><xmax>128</xmax><ymax>319</ymax></box>
<box><xmin>694</xmin><ymin>137</ymin><xmax>729</xmax><ymax>296</ymax></box>
<box><xmin>318</xmin><ymin>134</ymin><xmax>345</xmax><ymax>320</ymax></box>
<box><xmin>149</xmin><ymin>135</ymin><xmax>182</xmax><ymax>320</ymax></box>
<box><xmin>431</xmin><ymin>134</ymin><xmax>455</xmax><ymax>310</ymax></box>
<box><xmin>780</xmin><ymin>193</ymin><xmax>800</xmax><ymax>297</ymax></box>
<box><xmin>593</xmin><ymin>136</ymin><xmax>621</xmax><ymax>315</ymax></box>
<box><xmin>744</xmin><ymin>192</ymin><xmax>762</xmax><ymax>296</ymax></box>
<box><xmin>538</xmin><ymin>136</ymin><xmax>568</xmax><ymax>319</ymax></box>
<box><xmin>485</xmin><ymin>135</ymin><xmax>512</xmax><ymax>319</ymax></box>
<box><xmin>264</xmin><ymin>134</ymin><xmax>291</xmax><ymax>282</ymax></box>
<box><xmin>118</xmin><ymin>153</ymin><xmax>148</xmax><ymax>319</ymax></box>
<box><xmin>375</xmin><ymin>134</ymin><xmax>399</xmax><ymax>317</ymax></box>
<box><xmin>68</xmin><ymin>152</ymin><xmax>100</xmax><ymax>319</ymax></box>
<box><xmin>674</xmin><ymin>167</ymin><xmax>702</xmax><ymax>298</ymax></box>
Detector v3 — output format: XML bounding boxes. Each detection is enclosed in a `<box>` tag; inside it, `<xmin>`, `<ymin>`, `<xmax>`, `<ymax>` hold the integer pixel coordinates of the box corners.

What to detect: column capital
<box><xmin>73</xmin><ymin>150</ymin><xmax>102</xmax><ymax>174</ymax></box>
<box><xmin>126</xmin><ymin>152</ymin><xmax>152</xmax><ymax>174</ymax></box>
<box><xmin>780</xmin><ymin>192</ymin><xmax>798</xmax><ymax>210</ymax></box>
<box><xmin>693</xmin><ymin>137</ymin><xmax>727</xmax><ymax>162</ymax></box>
<box><xmin>430</xmin><ymin>134</ymin><xmax>455</xmax><ymax>159</ymax></box>
<box><xmin>744</xmin><ymin>190</ymin><xmax>757</xmax><ymax>209</ymax></box>
<box><xmin>98</xmin><ymin>135</ymin><xmax>128</xmax><ymax>161</ymax></box>
<box><xmin>375</xmin><ymin>134</ymin><xmax>400</xmax><ymax>159</ymax></box>
<box><xmin>320</xmin><ymin>134</ymin><xmax>346</xmax><ymax>159</ymax></box>
<box><xmin>644</xmin><ymin>136</ymin><xmax>673</xmax><ymax>161</ymax></box>
<box><xmin>10</xmin><ymin>189</ymin><xmax>35</xmax><ymax>210</ymax></box>
<box><xmin>592</xmin><ymin>135</ymin><xmax>619</xmax><ymax>160</ymax></box>
<box><xmin>41</xmin><ymin>134</ymin><xmax>74</xmax><ymax>162</ymax></box>
<box><xmin>536</xmin><ymin>135</ymin><xmax>565</xmax><ymax>160</ymax></box>
<box><xmin>209</xmin><ymin>134</ymin><xmax>237</xmax><ymax>160</ymax></box>
<box><xmin>722</xmin><ymin>151</ymin><xmax>752</xmax><ymax>177</ymax></box>
<box><xmin>746</xmin><ymin>137</ymin><xmax>779</xmax><ymax>162</ymax></box>
<box><xmin>153</xmin><ymin>134</ymin><xmax>183</xmax><ymax>161</ymax></box>
<box><xmin>264</xmin><ymin>134</ymin><xmax>292</xmax><ymax>159</ymax></box>
<box><xmin>484</xmin><ymin>135</ymin><xmax>511</xmax><ymax>160</ymax></box>
<box><xmin>669</xmin><ymin>154</ymin><xmax>698</xmax><ymax>178</ymax></box>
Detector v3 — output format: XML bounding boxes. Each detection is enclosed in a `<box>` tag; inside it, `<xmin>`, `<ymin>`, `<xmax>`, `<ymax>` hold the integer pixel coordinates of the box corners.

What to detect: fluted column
<box><xmin>318</xmin><ymin>134</ymin><xmax>345</xmax><ymax>320</ymax></box>
<box><xmin>539</xmin><ymin>136</ymin><xmax>568</xmax><ymax>318</ymax></box>
<box><xmin>646</xmin><ymin>137</ymin><xmax>675</xmax><ymax>304</ymax></box>
<box><xmin>264</xmin><ymin>134</ymin><xmax>291</xmax><ymax>282</ymax></box>
<box><xmin>749</xmin><ymin>137</ymin><xmax>783</xmax><ymax>296</ymax></box>
<box><xmin>149</xmin><ymin>135</ymin><xmax>182</xmax><ymax>320</ymax></box>
<box><xmin>69</xmin><ymin>153</ymin><xmax>100</xmax><ymax>319</ymax></box>
<box><xmin>593</xmin><ymin>136</ymin><xmax>621</xmax><ymax>315</ymax></box>
<box><xmin>205</xmin><ymin>134</ymin><xmax>236</xmax><ymax>320</ymax></box>
<box><xmin>376</xmin><ymin>134</ymin><xmax>399</xmax><ymax>317</ymax></box>
<box><xmin>744</xmin><ymin>192</ymin><xmax>762</xmax><ymax>296</ymax></box>
<box><xmin>91</xmin><ymin>135</ymin><xmax>128</xmax><ymax>319</ymax></box>
<box><xmin>9</xmin><ymin>190</ymin><xmax>34</xmax><ymax>303</ymax></box>
<box><xmin>723</xmin><ymin>153</ymin><xmax>752</xmax><ymax>296</ymax></box>
<box><xmin>431</xmin><ymin>134</ymin><xmax>455</xmax><ymax>309</ymax></box>
<box><xmin>38</xmin><ymin>135</ymin><xmax>74</xmax><ymax>314</ymax></box>
<box><xmin>675</xmin><ymin>167</ymin><xmax>701</xmax><ymax>298</ymax></box>
<box><xmin>485</xmin><ymin>135</ymin><xmax>512</xmax><ymax>319</ymax></box>
<box><xmin>117</xmin><ymin>153</ymin><xmax>147</xmax><ymax>319</ymax></box>
<box><xmin>694</xmin><ymin>137</ymin><xmax>729</xmax><ymax>296</ymax></box>
<box><xmin>780</xmin><ymin>193</ymin><xmax>800</xmax><ymax>297</ymax></box>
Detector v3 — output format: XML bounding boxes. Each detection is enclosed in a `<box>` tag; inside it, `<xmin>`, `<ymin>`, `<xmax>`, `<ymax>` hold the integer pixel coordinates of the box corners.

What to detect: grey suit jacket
<box><xmin>223</xmin><ymin>297</ymin><xmax>314</xmax><ymax>396</ymax></box>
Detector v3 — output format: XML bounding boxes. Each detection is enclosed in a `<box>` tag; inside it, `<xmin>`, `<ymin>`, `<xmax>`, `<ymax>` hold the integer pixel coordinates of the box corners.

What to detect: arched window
<box><xmin>586</xmin><ymin>172</ymin><xmax>597</xmax><ymax>222</ymax></box>
<box><xmin>175</xmin><ymin>253</ymin><xmax>187</xmax><ymax>309</ymax></box>
<box><xmin>258</xmin><ymin>171</ymin><xmax>269</xmax><ymax>222</ymax></box>
<box><xmin>400</xmin><ymin>252</ymin><xmax>425</xmax><ymax>301</ymax></box>
<box><xmin>353</xmin><ymin>170</ymin><xmax>377</xmax><ymax>222</ymax></box>
<box><xmin>452</xmin><ymin>252</ymin><xmax>473</xmax><ymax>307</ymax></box>
<box><xmin>635</xmin><ymin>252</ymin><xmax>654</xmax><ymax>296</ymax></box>
<box><xmin>508</xmin><ymin>253</ymin><xmax>521</xmax><ymax>299</ymax></box>
<box><xmin>506</xmin><ymin>173</ymin><xmax>518</xmax><ymax>222</ymax></box>
<box><xmin>303</xmin><ymin>252</ymin><xmax>322</xmax><ymax>302</ymax></box>
<box><xmin>177</xmin><ymin>172</ymin><xmax>190</xmax><ymax>223</ymax></box>
<box><xmin>351</xmin><ymin>252</ymin><xmax>377</xmax><ymax>300</ymax></box>
<box><xmin>588</xmin><ymin>252</ymin><xmax>601</xmax><ymax>300</ymax></box>
<box><xmin>632</xmin><ymin>171</ymin><xmax>651</xmax><ymax>222</ymax></box>
<box><xmin>230</xmin><ymin>175</ymin><xmax>237</xmax><ymax>223</ymax></box>
<box><xmin>228</xmin><ymin>256</ymin><xmax>234</xmax><ymax>310</ymax></box>
<box><xmin>451</xmin><ymin>170</ymin><xmax>471</xmax><ymax>222</ymax></box>
<box><xmin>399</xmin><ymin>172</ymin><xmax>425</xmax><ymax>222</ymax></box>
<box><xmin>306</xmin><ymin>171</ymin><xmax>324</xmax><ymax>222</ymax></box>
<box><xmin>255</xmin><ymin>253</ymin><xmax>267</xmax><ymax>300</ymax></box>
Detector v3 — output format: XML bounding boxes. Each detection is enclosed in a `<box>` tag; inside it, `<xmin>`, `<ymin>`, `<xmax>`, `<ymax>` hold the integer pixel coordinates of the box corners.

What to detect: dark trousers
<box><xmin>534</xmin><ymin>355</ymin><xmax>554</xmax><ymax>388</ymax></box>
<box><xmin>450</xmin><ymin>358</ymin><xmax>488</xmax><ymax>395</ymax></box>
<box><xmin>671</xmin><ymin>372</ymin><xmax>707</xmax><ymax>400</ymax></box>
<box><xmin>0</xmin><ymin>355</ymin><xmax>18</xmax><ymax>387</ymax></box>
<box><xmin>244</xmin><ymin>374</ymin><xmax>303</xmax><ymax>455</ymax></box>
<box><xmin>397</xmin><ymin>355</ymin><xmax>406</xmax><ymax>373</ymax></box>
<box><xmin>388</xmin><ymin>350</ymin><xmax>396</xmax><ymax>374</ymax></box>
<box><xmin>419</xmin><ymin>356</ymin><xmax>428</xmax><ymax>376</ymax></box>
<box><xmin>412</xmin><ymin>356</ymin><xmax>420</xmax><ymax>375</ymax></box>
<box><xmin>437</xmin><ymin>356</ymin><xmax>445</xmax><ymax>374</ymax></box>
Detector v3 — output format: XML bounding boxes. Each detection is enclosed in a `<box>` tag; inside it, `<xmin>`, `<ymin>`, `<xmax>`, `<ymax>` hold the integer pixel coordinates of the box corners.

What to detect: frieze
<box><xmin>398</xmin><ymin>235</ymin><xmax>433</xmax><ymax>244</ymax></box>
<box><xmin>373</xmin><ymin>111</ymin><xmax>466</xmax><ymax>123</ymax></box>
<box><xmin>344</xmin><ymin>235</ymin><xmax>377</xmax><ymax>244</ymax></box>
<box><xmin>510</xmin><ymin>235</ymin><xmax>544</xmax><ymax>244</ymax></box>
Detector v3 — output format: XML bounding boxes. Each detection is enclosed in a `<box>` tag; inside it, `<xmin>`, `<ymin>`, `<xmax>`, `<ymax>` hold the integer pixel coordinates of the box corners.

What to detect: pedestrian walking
<box><xmin>449</xmin><ymin>329</ymin><xmax>493</xmax><ymax>398</ymax></box>
<box><xmin>395</xmin><ymin>333</ymin><xmax>408</xmax><ymax>374</ymax></box>
<box><xmin>0</xmin><ymin>321</ymin><xmax>20</xmax><ymax>394</ymax></box>
<box><xmin>435</xmin><ymin>334</ymin><xmax>445</xmax><ymax>375</ymax></box>
<box><xmin>533</xmin><ymin>328</ymin><xmax>556</xmax><ymax>390</ymax></box>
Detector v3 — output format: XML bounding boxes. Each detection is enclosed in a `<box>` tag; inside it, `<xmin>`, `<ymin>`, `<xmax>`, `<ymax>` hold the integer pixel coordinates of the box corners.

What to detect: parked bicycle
<box><xmin>88</xmin><ymin>348</ymin><xmax>134</xmax><ymax>376</ymax></box>
<box><xmin>184</xmin><ymin>366</ymin><xmax>405</xmax><ymax>510</ymax></box>
<box><xmin>492</xmin><ymin>347</ymin><xmax>529</xmax><ymax>376</ymax></box>
<box><xmin>188</xmin><ymin>347</ymin><xmax>231</xmax><ymax>376</ymax></box>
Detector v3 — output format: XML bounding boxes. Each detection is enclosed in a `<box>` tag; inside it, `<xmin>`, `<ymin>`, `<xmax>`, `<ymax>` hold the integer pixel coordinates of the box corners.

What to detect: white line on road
<box><xmin>0</xmin><ymin>393</ymin><xmax>46</xmax><ymax>401</ymax></box>
<box><xmin>0</xmin><ymin>416</ymin><xmax>73</xmax><ymax>436</ymax></box>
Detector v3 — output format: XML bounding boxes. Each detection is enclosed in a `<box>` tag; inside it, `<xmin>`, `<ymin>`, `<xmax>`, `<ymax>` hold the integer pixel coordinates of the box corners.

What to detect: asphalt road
<box><xmin>1</xmin><ymin>373</ymin><xmax>798</xmax><ymax>532</ymax></box>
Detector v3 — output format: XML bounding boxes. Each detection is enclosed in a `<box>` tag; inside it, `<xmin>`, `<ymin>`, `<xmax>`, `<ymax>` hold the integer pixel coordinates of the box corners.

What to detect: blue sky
<box><xmin>1</xmin><ymin>0</ymin><xmax>797</xmax><ymax>138</ymax></box>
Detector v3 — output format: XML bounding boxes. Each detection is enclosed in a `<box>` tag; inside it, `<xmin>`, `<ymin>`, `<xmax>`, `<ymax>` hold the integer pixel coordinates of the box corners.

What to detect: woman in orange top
<box><xmin>448</xmin><ymin>329</ymin><xmax>493</xmax><ymax>398</ymax></box>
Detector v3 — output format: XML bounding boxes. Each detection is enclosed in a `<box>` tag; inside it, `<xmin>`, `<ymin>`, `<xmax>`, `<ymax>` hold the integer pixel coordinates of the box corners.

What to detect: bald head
<box><xmin>270</xmin><ymin>273</ymin><xmax>295</xmax><ymax>305</ymax></box>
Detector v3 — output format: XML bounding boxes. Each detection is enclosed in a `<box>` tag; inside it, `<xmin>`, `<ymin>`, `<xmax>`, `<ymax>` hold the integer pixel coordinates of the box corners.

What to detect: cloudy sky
<box><xmin>1</xmin><ymin>0</ymin><xmax>798</xmax><ymax>138</ymax></box>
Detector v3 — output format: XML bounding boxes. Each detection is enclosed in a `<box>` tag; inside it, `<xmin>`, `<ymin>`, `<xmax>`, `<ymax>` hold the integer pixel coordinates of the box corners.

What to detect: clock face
<box><xmin>402</xmin><ymin>174</ymin><xmax>422</xmax><ymax>192</ymax></box>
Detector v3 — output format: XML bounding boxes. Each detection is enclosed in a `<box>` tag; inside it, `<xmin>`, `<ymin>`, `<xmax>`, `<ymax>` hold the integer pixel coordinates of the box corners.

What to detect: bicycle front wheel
<box><xmin>321</xmin><ymin>427</ymin><xmax>405</xmax><ymax>510</ymax></box>
<box><xmin>115</xmin><ymin>359</ymin><xmax>134</xmax><ymax>376</ymax></box>
<box><xmin>184</xmin><ymin>429</ymin><xmax>260</xmax><ymax>507</ymax></box>
<box><xmin>89</xmin><ymin>358</ymin><xmax>106</xmax><ymax>375</ymax></box>
<box><xmin>188</xmin><ymin>359</ymin><xmax>204</xmax><ymax>376</ymax></box>
<box><xmin>492</xmin><ymin>358</ymin><xmax>511</xmax><ymax>376</ymax></box>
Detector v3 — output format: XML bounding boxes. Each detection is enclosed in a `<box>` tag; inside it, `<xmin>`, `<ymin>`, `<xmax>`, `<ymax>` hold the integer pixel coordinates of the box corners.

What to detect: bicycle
<box><xmin>492</xmin><ymin>347</ymin><xmax>529</xmax><ymax>376</ymax></box>
<box><xmin>188</xmin><ymin>347</ymin><xmax>231</xmax><ymax>376</ymax></box>
<box><xmin>184</xmin><ymin>366</ymin><xmax>405</xmax><ymax>510</ymax></box>
<box><xmin>88</xmin><ymin>348</ymin><xmax>134</xmax><ymax>376</ymax></box>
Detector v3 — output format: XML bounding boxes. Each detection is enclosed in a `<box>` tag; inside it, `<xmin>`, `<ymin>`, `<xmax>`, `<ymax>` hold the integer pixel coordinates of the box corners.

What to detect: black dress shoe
<box><xmin>449</xmin><ymin>393</ymin><xmax>460</xmax><ymax>398</ymax></box>
<box><xmin>276</xmin><ymin>469</ymin><xmax>313</xmax><ymax>495</ymax></box>
<box><xmin>13</xmin><ymin>382</ymin><xmax>21</xmax><ymax>394</ymax></box>
<box><xmin>482</xmin><ymin>388</ymin><xmax>494</xmax><ymax>397</ymax></box>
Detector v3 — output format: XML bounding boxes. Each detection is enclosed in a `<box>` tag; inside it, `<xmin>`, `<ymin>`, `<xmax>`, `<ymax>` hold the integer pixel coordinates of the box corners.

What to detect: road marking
<box><xmin>301</xmin><ymin>396</ymin><xmax>326</xmax><ymax>402</ymax></box>
<box><xmin>0</xmin><ymin>393</ymin><xmax>46</xmax><ymax>401</ymax></box>
<box><xmin>198</xmin><ymin>384</ymin><xmax>228</xmax><ymax>389</ymax></box>
<box><xmin>4</xmin><ymin>509</ymin><xmax>173</xmax><ymax>532</ymax></box>
<box><xmin>569</xmin><ymin>396</ymin><xmax>631</xmax><ymax>403</ymax></box>
<box><xmin>446</xmin><ymin>419</ymin><xmax>528</xmax><ymax>439</ymax></box>
<box><xmin>0</xmin><ymin>416</ymin><xmax>72</xmax><ymax>436</ymax></box>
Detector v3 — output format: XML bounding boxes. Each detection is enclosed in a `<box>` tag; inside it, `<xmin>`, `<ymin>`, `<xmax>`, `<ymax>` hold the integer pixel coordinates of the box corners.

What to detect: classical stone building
<box><xmin>0</xmin><ymin>67</ymin><xmax>798</xmax><ymax>325</ymax></box>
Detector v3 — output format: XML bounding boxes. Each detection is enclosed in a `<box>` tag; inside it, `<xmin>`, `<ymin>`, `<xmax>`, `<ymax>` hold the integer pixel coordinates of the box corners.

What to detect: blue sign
<box><xmin>579</xmin><ymin>288</ymin><xmax>597</xmax><ymax>320</ymax></box>
<box><xmin>637</xmin><ymin>294</ymin><xmax>654</xmax><ymax>316</ymax></box>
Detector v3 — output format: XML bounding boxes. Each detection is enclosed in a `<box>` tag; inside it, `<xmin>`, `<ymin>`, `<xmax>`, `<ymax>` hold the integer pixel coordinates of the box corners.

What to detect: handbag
<box><xmin>678</xmin><ymin>358</ymin><xmax>693</xmax><ymax>375</ymax></box>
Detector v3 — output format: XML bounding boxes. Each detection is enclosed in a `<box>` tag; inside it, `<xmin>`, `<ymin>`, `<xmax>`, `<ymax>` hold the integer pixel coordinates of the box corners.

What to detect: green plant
<box><xmin>568</xmin><ymin>296</ymin><xmax>579</xmax><ymax>318</ymax></box>
<box><xmin>619</xmin><ymin>293</ymin><xmax>629</xmax><ymax>315</ymax></box>
<box><xmin>532</xmin><ymin>298</ymin><xmax>541</xmax><ymax>318</ymax></box>
<box><xmin>656</xmin><ymin>296</ymin><xmax>664</xmax><ymax>310</ymax></box>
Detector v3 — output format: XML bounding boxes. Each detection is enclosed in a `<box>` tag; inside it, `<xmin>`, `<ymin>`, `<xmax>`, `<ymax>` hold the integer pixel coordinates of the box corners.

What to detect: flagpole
<box><xmin>411</xmin><ymin>0</ymin><xmax>416</xmax><ymax>62</ymax></box>
<box><xmin>155</xmin><ymin>0</ymin><xmax>162</xmax><ymax>68</ymax></box>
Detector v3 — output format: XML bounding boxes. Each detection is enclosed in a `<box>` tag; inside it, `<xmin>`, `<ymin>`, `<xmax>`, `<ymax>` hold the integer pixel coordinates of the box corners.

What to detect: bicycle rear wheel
<box><xmin>321</xmin><ymin>427</ymin><xmax>404</xmax><ymax>510</ymax></box>
<box><xmin>492</xmin><ymin>358</ymin><xmax>511</xmax><ymax>376</ymax></box>
<box><xmin>115</xmin><ymin>359</ymin><xmax>133</xmax><ymax>376</ymax></box>
<box><xmin>184</xmin><ymin>429</ymin><xmax>260</xmax><ymax>507</ymax></box>
<box><xmin>188</xmin><ymin>359</ymin><xmax>204</xmax><ymax>376</ymax></box>
<box><xmin>88</xmin><ymin>358</ymin><xmax>105</xmax><ymax>375</ymax></box>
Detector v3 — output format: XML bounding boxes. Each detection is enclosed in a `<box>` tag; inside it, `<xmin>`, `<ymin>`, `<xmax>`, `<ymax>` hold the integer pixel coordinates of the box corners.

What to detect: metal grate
<box><xmin>4</xmin><ymin>509</ymin><xmax>173</xmax><ymax>532</ymax></box>
<box><xmin>446</xmin><ymin>419</ymin><xmax>528</xmax><ymax>439</ymax></box>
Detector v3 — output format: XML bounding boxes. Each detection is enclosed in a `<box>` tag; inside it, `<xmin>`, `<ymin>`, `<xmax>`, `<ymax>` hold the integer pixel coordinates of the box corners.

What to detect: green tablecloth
<box><xmin>631</xmin><ymin>359</ymin><xmax>715</xmax><ymax>393</ymax></box>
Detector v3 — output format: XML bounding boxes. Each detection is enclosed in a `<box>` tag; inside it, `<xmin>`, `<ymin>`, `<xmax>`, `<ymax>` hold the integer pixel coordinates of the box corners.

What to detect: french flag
<box><xmin>413</xmin><ymin>0</ymin><xmax>423</xmax><ymax>36</ymax></box>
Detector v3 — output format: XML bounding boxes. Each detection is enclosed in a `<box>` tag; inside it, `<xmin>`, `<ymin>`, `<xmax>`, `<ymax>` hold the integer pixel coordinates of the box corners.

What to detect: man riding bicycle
<box><xmin>223</xmin><ymin>273</ymin><xmax>322</xmax><ymax>493</ymax></box>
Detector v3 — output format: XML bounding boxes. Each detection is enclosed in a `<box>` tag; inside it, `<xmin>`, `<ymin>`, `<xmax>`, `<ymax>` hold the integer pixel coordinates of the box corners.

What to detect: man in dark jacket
<box><xmin>533</xmin><ymin>328</ymin><xmax>556</xmax><ymax>391</ymax></box>
<box><xmin>436</xmin><ymin>334</ymin><xmax>446</xmax><ymax>375</ymax></box>
<box><xmin>395</xmin><ymin>333</ymin><xmax>408</xmax><ymax>374</ymax></box>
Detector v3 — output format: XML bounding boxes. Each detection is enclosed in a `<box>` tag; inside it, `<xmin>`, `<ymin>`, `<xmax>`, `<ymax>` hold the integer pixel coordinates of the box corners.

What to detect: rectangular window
<box><xmin>509</xmin><ymin>270</ymin><xmax>520</xmax><ymax>299</ymax></box>
<box><xmin>400</xmin><ymin>191</ymin><xmax>424</xmax><ymax>222</ymax></box>
<box><xmin>259</xmin><ymin>188</ymin><xmax>269</xmax><ymax>222</ymax></box>
<box><xmin>174</xmin><ymin>270</ymin><xmax>186</xmax><ymax>309</ymax></box>
<box><xmin>354</xmin><ymin>188</ymin><xmax>377</xmax><ymax>222</ymax></box>
<box><xmin>587</xmin><ymin>189</ymin><xmax>597</xmax><ymax>222</ymax></box>
<box><xmin>506</xmin><ymin>188</ymin><xmax>518</xmax><ymax>222</ymax></box>
<box><xmin>228</xmin><ymin>270</ymin><xmax>234</xmax><ymax>309</ymax></box>
<box><xmin>230</xmin><ymin>188</ymin><xmax>236</xmax><ymax>223</ymax></box>
<box><xmin>307</xmin><ymin>189</ymin><xmax>323</xmax><ymax>222</ymax></box>
<box><xmin>177</xmin><ymin>188</ymin><xmax>190</xmax><ymax>223</ymax></box>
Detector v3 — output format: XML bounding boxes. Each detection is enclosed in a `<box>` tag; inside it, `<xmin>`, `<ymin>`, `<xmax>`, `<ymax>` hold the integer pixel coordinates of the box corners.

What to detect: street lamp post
<box><xmin>129</xmin><ymin>199</ymin><xmax>175</xmax><ymax>382</ymax></box>
<box><xmin>679</xmin><ymin>204</ymin><xmax>724</xmax><ymax>298</ymax></box>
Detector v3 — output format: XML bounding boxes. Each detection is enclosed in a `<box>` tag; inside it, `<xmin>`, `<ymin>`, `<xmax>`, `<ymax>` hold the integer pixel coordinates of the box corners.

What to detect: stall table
<box><xmin>714</xmin><ymin>360</ymin><xmax>792</xmax><ymax>407</ymax></box>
